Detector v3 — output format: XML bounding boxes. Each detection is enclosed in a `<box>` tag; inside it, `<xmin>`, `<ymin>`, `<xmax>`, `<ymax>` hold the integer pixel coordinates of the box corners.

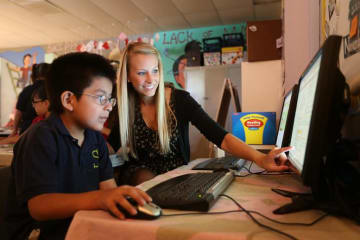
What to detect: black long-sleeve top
<box><xmin>108</xmin><ymin>88</ymin><xmax>228</xmax><ymax>164</ymax></box>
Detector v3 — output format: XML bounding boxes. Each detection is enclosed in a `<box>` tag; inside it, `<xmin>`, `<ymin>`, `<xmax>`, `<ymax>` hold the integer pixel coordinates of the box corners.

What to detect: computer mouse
<box><xmin>115</xmin><ymin>198</ymin><xmax>162</xmax><ymax>220</ymax></box>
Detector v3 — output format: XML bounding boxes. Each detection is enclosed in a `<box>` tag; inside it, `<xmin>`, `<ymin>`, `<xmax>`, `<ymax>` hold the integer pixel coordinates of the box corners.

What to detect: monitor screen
<box><xmin>276</xmin><ymin>90</ymin><xmax>293</xmax><ymax>147</ymax></box>
<box><xmin>274</xmin><ymin>36</ymin><xmax>349</xmax><ymax>210</ymax></box>
<box><xmin>288</xmin><ymin>53</ymin><xmax>322</xmax><ymax>172</ymax></box>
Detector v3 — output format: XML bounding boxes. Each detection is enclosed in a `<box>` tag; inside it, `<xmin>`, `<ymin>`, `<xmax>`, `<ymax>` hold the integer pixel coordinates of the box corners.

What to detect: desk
<box><xmin>66</xmin><ymin>159</ymin><xmax>360</xmax><ymax>240</ymax></box>
<box><xmin>0</xmin><ymin>144</ymin><xmax>13</xmax><ymax>167</ymax></box>
<box><xmin>0</xmin><ymin>128</ymin><xmax>12</xmax><ymax>137</ymax></box>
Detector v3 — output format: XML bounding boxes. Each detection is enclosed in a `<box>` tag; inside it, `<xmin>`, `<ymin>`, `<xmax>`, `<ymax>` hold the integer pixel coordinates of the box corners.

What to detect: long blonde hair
<box><xmin>117</xmin><ymin>42</ymin><xmax>175</xmax><ymax>158</ymax></box>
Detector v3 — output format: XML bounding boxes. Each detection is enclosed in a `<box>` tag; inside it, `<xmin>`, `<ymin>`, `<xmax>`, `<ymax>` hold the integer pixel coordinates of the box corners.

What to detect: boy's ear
<box><xmin>60</xmin><ymin>91</ymin><xmax>75</xmax><ymax>112</ymax></box>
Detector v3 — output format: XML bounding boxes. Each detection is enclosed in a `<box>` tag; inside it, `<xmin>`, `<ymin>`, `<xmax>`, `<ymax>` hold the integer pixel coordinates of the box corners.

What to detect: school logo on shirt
<box><xmin>92</xmin><ymin>149</ymin><xmax>99</xmax><ymax>159</ymax></box>
<box><xmin>91</xmin><ymin>149</ymin><xmax>100</xmax><ymax>169</ymax></box>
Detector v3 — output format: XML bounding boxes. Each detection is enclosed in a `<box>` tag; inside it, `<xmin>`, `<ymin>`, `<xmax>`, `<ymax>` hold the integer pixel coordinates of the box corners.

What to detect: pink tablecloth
<box><xmin>65</xmin><ymin>159</ymin><xmax>360</xmax><ymax>240</ymax></box>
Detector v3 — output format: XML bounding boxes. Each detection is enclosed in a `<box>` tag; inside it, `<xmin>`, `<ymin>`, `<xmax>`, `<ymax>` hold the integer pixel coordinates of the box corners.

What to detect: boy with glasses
<box><xmin>5</xmin><ymin>52</ymin><xmax>152</xmax><ymax>240</ymax></box>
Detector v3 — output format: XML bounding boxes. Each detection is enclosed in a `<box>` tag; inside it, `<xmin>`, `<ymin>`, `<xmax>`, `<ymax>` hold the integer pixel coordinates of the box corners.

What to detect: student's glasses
<box><xmin>80</xmin><ymin>93</ymin><xmax>117</xmax><ymax>107</ymax></box>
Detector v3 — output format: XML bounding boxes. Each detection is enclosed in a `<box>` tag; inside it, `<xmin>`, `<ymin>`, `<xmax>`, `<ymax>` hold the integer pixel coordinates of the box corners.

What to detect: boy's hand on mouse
<box><xmin>255</xmin><ymin>146</ymin><xmax>293</xmax><ymax>172</ymax></box>
<box><xmin>98</xmin><ymin>185</ymin><xmax>152</xmax><ymax>219</ymax></box>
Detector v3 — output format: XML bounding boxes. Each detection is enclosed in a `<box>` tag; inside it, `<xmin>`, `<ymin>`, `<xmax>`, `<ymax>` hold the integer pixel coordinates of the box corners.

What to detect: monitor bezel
<box><xmin>288</xmin><ymin>35</ymin><xmax>345</xmax><ymax>199</ymax></box>
<box><xmin>276</xmin><ymin>84</ymin><xmax>299</xmax><ymax>148</ymax></box>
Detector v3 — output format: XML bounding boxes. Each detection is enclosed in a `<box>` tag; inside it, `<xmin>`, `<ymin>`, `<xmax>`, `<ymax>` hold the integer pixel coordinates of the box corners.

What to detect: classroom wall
<box><xmin>0</xmin><ymin>47</ymin><xmax>45</xmax><ymax>126</ymax></box>
<box><xmin>321</xmin><ymin>0</ymin><xmax>360</xmax><ymax>139</ymax></box>
<box><xmin>0</xmin><ymin>58</ymin><xmax>17</xmax><ymax>126</ymax></box>
<box><xmin>154</xmin><ymin>23</ymin><xmax>246</xmax><ymax>89</ymax></box>
<box><xmin>283</xmin><ymin>0</ymin><xmax>320</xmax><ymax>93</ymax></box>
<box><xmin>336</xmin><ymin>0</ymin><xmax>360</xmax><ymax>93</ymax></box>
<box><xmin>241</xmin><ymin>60</ymin><xmax>283</xmax><ymax>126</ymax></box>
<box><xmin>285</xmin><ymin>0</ymin><xmax>360</xmax><ymax>139</ymax></box>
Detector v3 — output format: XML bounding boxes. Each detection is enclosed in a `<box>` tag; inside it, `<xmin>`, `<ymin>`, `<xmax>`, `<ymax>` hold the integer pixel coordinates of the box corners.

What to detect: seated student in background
<box><xmin>10</xmin><ymin>63</ymin><xmax>51</xmax><ymax>136</ymax></box>
<box><xmin>108</xmin><ymin>42</ymin><xmax>291</xmax><ymax>186</ymax></box>
<box><xmin>31</xmin><ymin>81</ymin><xmax>51</xmax><ymax>124</ymax></box>
<box><xmin>0</xmin><ymin>81</ymin><xmax>50</xmax><ymax>145</ymax></box>
<box><xmin>5</xmin><ymin>52</ymin><xmax>152</xmax><ymax>240</ymax></box>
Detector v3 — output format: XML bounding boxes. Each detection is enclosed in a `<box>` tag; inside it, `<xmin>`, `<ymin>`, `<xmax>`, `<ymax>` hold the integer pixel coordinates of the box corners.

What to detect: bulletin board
<box><xmin>321</xmin><ymin>0</ymin><xmax>360</xmax><ymax>93</ymax></box>
<box><xmin>153</xmin><ymin>23</ymin><xmax>247</xmax><ymax>89</ymax></box>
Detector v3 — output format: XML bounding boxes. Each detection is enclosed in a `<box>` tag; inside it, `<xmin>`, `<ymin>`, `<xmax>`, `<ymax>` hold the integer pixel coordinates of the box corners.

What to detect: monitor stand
<box><xmin>272</xmin><ymin>137</ymin><xmax>359</xmax><ymax>217</ymax></box>
<box><xmin>271</xmin><ymin>188</ymin><xmax>316</xmax><ymax>214</ymax></box>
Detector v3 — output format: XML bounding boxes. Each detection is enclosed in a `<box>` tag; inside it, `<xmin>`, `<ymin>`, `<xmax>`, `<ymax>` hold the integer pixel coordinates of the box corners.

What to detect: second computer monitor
<box><xmin>276</xmin><ymin>84</ymin><xmax>299</xmax><ymax>148</ymax></box>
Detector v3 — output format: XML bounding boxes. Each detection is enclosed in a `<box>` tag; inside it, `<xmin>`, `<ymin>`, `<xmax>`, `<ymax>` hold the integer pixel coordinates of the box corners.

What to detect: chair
<box><xmin>0</xmin><ymin>167</ymin><xmax>11</xmax><ymax>240</ymax></box>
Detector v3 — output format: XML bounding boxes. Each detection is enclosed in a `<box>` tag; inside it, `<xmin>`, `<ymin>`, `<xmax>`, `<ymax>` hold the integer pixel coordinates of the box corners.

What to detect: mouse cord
<box><xmin>162</xmin><ymin>209</ymin><xmax>243</xmax><ymax>217</ymax></box>
<box><xmin>236</xmin><ymin>161</ymin><xmax>297</xmax><ymax>177</ymax></box>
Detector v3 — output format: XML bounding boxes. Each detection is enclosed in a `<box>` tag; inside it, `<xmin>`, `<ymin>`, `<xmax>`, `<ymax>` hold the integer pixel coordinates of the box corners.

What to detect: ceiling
<box><xmin>0</xmin><ymin>0</ymin><xmax>282</xmax><ymax>51</ymax></box>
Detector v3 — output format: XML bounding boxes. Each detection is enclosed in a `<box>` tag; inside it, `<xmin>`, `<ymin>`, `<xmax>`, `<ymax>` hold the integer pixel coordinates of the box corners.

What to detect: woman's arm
<box><xmin>177</xmin><ymin>90</ymin><xmax>291</xmax><ymax>171</ymax></box>
<box><xmin>32</xmin><ymin>52</ymin><xmax>37</xmax><ymax>64</ymax></box>
<box><xmin>0</xmin><ymin>135</ymin><xmax>19</xmax><ymax>145</ymax></box>
<box><xmin>220</xmin><ymin>134</ymin><xmax>263</xmax><ymax>162</ymax></box>
<box><xmin>10</xmin><ymin>110</ymin><xmax>22</xmax><ymax>136</ymax></box>
<box><xmin>8</xmin><ymin>65</ymin><xmax>21</xmax><ymax>72</ymax></box>
<box><xmin>221</xmin><ymin>133</ymin><xmax>291</xmax><ymax>171</ymax></box>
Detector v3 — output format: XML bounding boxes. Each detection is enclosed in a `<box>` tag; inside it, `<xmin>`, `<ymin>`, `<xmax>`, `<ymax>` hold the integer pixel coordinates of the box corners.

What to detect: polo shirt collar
<box><xmin>48</xmin><ymin>113</ymin><xmax>71</xmax><ymax>136</ymax></box>
<box><xmin>48</xmin><ymin>113</ymin><xmax>89</xmax><ymax>140</ymax></box>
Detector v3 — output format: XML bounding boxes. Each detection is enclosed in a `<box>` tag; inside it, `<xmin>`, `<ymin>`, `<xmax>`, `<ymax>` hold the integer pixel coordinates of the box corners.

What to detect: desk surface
<box><xmin>0</xmin><ymin>144</ymin><xmax>13</xmax><ymax>166</ymax></box>
<box><xmin>0</xmin><ymin>128</ymin><xmax>12</xmax><ymax>137</ymax></box>
<box><xmin>65</xmin><ymin>159</ymin><xmax>360</xmax><ymax>240</ymax></box>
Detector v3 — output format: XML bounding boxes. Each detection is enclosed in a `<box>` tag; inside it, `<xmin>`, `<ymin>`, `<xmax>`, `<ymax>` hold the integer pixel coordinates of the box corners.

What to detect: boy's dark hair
<box><xmin>31</xmin><ymin>63</ymin><xmax>51</xmax><ymax>84</ymax></box>
<box><xmin>46</xmin><ymin>52</ymin><xmax>116</xmax><ymax>114</ymax></box>
<box><xmin>31</xmin><ymin>81</ymin><xmax>47</xmax><ymax>102</ymax></box>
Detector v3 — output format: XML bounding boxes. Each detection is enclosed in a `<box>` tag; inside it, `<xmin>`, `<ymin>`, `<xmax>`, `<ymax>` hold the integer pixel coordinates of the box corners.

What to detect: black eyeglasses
<box><xmin>79</xmin><ymin>93</ymin><xmax>117</xmax><ymax>107</ymax></box>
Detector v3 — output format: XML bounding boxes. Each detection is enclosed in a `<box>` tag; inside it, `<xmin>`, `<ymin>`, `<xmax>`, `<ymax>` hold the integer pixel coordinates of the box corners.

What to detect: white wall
<box><xmin>284</xmin><ymin>0</ymin><xmax>320</xmax><ymax>93</ymax></box>
<box><xmin>185</xmin><ymin>64</ymin><xmax>242</xmax><ymax>159</ymax></box>
<box><xmin>241</xmin><ymin>60</ymin><xmax>283</xmax><ymax>125</ymax></box>
<box><xmin>336</xmin><ymin>0</ymin><xmax>360</xmax><ymax>94</ymax></box>
<box><xmin>0</xmin><ymin>58</ymin><xmax>18</xmax><ymax>126</ymax></box>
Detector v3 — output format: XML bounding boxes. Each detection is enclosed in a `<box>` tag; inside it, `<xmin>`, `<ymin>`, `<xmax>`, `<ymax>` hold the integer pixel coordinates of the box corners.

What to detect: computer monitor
<box><xmin>287</xmin><ymin>35</ymin><xmax>348</xmax><ymax>200</ymax></box>
<box><xmin>275</xmin><ymin>84</ymin><xmax>299</xmax><ymax>148</ymax></box>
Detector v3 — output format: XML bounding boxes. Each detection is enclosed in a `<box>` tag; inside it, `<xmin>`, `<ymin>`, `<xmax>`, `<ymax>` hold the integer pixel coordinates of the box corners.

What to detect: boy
<box><xmin>5</xmin><ymin>52</ymin><xmax>151</xmax><ymax>240</ymax></box>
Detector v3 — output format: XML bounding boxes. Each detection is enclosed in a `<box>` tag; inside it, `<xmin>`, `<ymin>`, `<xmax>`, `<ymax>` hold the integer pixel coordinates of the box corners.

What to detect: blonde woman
<box><xmin>108</xmin><ymin>42</ymin><xmax>291</xmax><ymax>185</ymax></box>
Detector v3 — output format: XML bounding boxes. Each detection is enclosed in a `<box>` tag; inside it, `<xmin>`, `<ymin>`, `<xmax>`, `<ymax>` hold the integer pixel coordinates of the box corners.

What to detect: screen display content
<box><xmin>288</xmin><ymin>53</ymin><xmax>322</xmax><ymax>172</ymax></box>
<box><xmin>275</xmin><ymin>91</ymin><xmax>292</xmax><ymax>147</ymax></box>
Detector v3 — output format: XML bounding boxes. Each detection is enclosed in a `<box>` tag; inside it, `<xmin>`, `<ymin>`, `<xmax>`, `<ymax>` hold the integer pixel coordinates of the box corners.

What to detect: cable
<box><xmin>162</xmin><ymin>210</ymin><xmax>243</xmax><ymax>217</ymax></box>
<box><xmin>250</xmin><ymin>210</ymin><xmax>328</xmax><ymax>226</ymax></box>
<box><xmin>235</xmin><ymin>161</ymin><xmax>265</xmax><ymax>177</ymax></box>
<box><xmin>220</xmin><ymin>194</ymin><xmax>298</xmax><ymax>240</ymax></box>
<box><xmin>163</xmin><ymin>207</ymin><xmax>328</xmax><ymax>226</ymax></box>
<box><xmin>220</xmin><ymin>194</ymin><xmax>329</xmax><ymax>239</ymax></box>
<box><xmin>236</xmin><ymin>161</ymin><xmax>297</xmax><ymax>177</ymax></box>
<box><xmin>161</xmin><ymin>195</ymin><xmax>328</xmax><ymax>239</ymax></box>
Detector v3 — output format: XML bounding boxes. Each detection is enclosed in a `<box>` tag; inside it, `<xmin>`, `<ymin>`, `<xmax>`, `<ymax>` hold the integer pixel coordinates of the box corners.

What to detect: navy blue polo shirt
<box><xmin>16</xmin><ymin>81</ymin><xmax>40</xmax><ymax>134</ymax></box>
<box><xmin>5</xmin><ymin>114</ymin><xmax>114</xmax><ymax>240</ymax></box>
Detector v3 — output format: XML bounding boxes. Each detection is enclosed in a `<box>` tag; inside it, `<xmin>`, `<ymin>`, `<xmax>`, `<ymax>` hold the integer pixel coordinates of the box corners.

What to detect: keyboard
<box><xmin>192</xmin><ymin>156</ymin><xmax>246</xmax><ymax>170</ymax></box>
<box><xmin>146</xmin><ymin>172</ymin><xmax>234</xmax><ymax>211</ymax></box>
